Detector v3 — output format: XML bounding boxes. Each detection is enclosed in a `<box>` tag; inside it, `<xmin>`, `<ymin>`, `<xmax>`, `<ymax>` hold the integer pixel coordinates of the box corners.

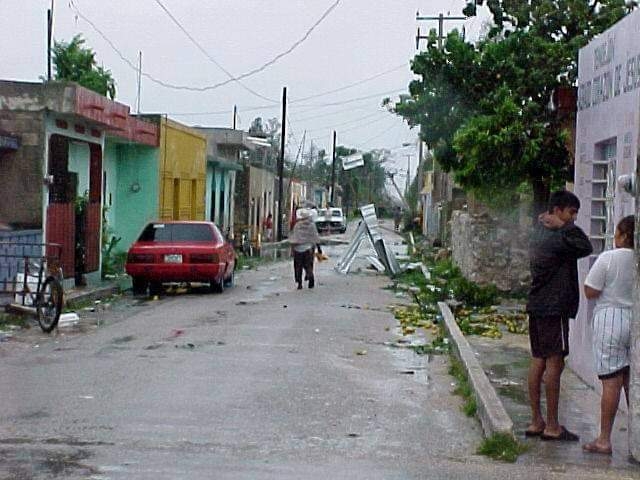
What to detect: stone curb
<box><xmin>65</xmin><ymin>285</ymin><xmax>120</xmax><ymax>308</ymax></box>
<box><xmin>438</xmin><ymin>301</ymin><xmax>514</xmax><ymax>437</ymax></box>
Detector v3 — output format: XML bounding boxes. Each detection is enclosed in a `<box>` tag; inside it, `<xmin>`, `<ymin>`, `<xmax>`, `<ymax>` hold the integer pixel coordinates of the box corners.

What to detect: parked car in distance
<box><xmin>295</xmin><ymin>206</ymin><xmax>318</xmax><ymax>221</ymax></box>
<box><xmin>125</xmin><ymin>221</ymin><xmax>235</xmax><ymax>296</ymax></box>
<box><xmin>315</xmin><ymin>207</ymin><xmax>347</xmax><ymax>234</ymax></box>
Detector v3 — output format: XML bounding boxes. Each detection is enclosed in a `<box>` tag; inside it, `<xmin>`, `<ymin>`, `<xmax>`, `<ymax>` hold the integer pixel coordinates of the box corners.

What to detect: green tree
<box><xmin>52</xmin><ymin>34</ymin><xmax>116</xmax><ymax>99</ymax></box>
<box><xmin>248</xmin><ymin>117</ymin><xmax>265</xmax><ymax>136</ymax></box>
<box><xmin>248</xmin><ymin>116</ymin><xmax>281</xmax><ymax>170</ymax></box>
<box><xmin>393</xmin><ymin>1</ymin><xmax>636</xmax><ymax>213</ymax></box>
<box><xmin>293</xmin><ymin>145</ymin><xmax>389</xmax><ymax>212</ymax></box>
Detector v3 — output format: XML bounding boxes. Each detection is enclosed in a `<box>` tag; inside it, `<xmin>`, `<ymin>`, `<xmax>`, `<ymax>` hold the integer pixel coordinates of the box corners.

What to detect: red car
<box><xmin>125</xmin><ymin>221</ymin><xmax>236</xmax><ymax>296</ymax></box>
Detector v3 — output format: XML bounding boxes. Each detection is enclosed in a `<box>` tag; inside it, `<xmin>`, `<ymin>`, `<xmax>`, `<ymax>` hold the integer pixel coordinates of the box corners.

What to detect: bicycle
<box><xmin>0</xmin><ymin>242</ymin><xmax>64</xmax><ymax>333</ymax></box>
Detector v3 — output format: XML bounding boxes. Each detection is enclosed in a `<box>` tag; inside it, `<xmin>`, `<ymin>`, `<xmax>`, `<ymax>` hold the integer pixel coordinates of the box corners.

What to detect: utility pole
<box><xmin>47</xmin><ymin>0</ymin><xmax>54</xmax><ymax>81</ymax></box>
<box><xmin>330</xmin><ymin>130</ymin><xmax>337</xmax><ymax>205</ymax></box>
<box><xmin>388</xmin><ymin>172</ymin><xmax>410</xmax><ymax>210</ymax></box>
<box><xmin>415</xmin><ymin>11</ymin><xmax>466</xmax><ymax>50</ymax></box>
<box><xmin>232</xmin><ymin>105</ymin><xmax>237</xmax><ymax>129</ymax></box>
<box><xmin>136</xmin><ymin>51</ymin><xmax>142</xmax><ymax>114</ymax></box>
<box><xmin>276</xmin><ymin>87</ymin><xmax>287</xmax><ymax>241</ymax></box>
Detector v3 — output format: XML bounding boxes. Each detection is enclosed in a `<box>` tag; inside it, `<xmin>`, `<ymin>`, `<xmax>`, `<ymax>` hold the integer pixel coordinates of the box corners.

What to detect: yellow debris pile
<box><xmin>391</xmin><ymin>305</ymin><xmax>439</xmax><ymax>336</ymax></box>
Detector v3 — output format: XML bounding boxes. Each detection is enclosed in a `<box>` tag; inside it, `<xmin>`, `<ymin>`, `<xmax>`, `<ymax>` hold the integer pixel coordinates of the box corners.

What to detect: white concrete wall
<box><xmin>573</xmin><ymin>9</ymin><xmax>640</xmax><ymax>457</ymax></box>
<box><xmin>574</xmin><ymin>8</ymin><xmax>640</xmax><ymax>384</ymax></box>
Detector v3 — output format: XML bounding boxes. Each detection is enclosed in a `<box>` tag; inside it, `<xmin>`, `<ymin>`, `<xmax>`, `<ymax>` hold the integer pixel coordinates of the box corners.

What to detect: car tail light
<box><xmin>127</xmin><ymin>253</ymin><xmax>155</xmax><ymax>263</ymax></box>
<box><xmin>190</xmin><ymin>253</ymin><xmax>220</xmax><ymax>263</ymax></box>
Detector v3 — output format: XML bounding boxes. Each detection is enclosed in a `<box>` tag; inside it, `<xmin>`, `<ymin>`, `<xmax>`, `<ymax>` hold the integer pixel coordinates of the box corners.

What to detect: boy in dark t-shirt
<box><xmin>525</xmin><ymin>190</ymin><xmax>592</xmax><ymax>441</ymax></box>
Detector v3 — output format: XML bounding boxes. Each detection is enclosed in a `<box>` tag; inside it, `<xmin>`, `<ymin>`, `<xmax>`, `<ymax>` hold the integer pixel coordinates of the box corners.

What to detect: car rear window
<box><xmin>138</xmin><ymin>223</ymin><xmax>216</xmax><ymax>242</ymax></box>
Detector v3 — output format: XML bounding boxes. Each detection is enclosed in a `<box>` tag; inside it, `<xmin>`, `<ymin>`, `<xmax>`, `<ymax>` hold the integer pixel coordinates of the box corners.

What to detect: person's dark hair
<box><xmin>617</xmin><ymin>215</ymin><xmax>635</xmax><ymax>248</ymax></box>
<box><xmin>547</xmin><ymin>190</ymin><xmax>580</xmax><ymax>213</ymax></box>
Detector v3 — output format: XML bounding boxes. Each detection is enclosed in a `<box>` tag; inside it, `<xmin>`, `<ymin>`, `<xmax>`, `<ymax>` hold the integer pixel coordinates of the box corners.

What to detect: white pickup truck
<box><xmin>314</xmin><ymin>207</ymin><xmax>347</xmax><ymax>234</ymax></box>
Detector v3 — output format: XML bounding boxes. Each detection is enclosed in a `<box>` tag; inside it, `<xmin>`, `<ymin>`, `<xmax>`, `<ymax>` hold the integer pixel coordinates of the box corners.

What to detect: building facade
<box><xmin>102</xmin><ymin>124</ymin><xmax>159</xmax><ymax>255</ymax></box>
<box><xmin>573</xmin><ymin>9</ymin><xmax>640</xmax><ymax>459</ymax></box>
<box><xmin>194</xmin><ymin>127</ymin><xmax>249</xmax><ymax>239</ymax></box>
<box><xmin>0</xmin><ymin>80</ymin><xmax>157</xmax><ymax>286</ymax></box>
<box><xmin>141</xmin><ymin>116</ymin><xmax>207</xmax><ymax>222</ymax></box>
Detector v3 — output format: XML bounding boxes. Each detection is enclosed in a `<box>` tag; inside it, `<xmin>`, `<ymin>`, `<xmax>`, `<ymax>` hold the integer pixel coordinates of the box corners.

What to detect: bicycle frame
<box><xmin>0</xmin><ymin>242</ymin><xmax>64</xmax><ymax>332</ymax></box>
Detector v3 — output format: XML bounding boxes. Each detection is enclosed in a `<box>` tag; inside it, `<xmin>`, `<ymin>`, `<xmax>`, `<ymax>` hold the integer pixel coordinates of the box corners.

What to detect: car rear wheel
<box><xmin>210</xmin><ymin>276</ymin><xmax>224</xmax><ymax>293</ymax></box>
<box><xmin>131</xmin><ymin>277</ymin><xmax>148</xmax><ymax>296</ymax></box>
<box><xmin>149</xmin><ymin>281</ymin><xmax>163</xmax><ymax>296</ymax></box>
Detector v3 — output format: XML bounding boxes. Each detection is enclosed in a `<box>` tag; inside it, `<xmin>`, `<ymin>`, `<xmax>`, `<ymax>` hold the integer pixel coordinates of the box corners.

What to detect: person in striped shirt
<box><xmin>583</xmin><ymin>215</ymin><xmax>635</xmax><ymax>455</ymax></box>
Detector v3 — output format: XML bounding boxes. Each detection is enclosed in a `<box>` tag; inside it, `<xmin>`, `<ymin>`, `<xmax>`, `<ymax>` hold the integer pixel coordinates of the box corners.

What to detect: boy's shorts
<box><xmin>528</xmin><ymin>314</ymin><xmax>569</xmax><ymax>358</ymax></box>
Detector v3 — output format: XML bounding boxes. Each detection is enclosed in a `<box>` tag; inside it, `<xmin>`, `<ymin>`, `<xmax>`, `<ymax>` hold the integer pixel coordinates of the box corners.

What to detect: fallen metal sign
<box><xmin>334</xmin><ymin>203</ymin><xmax>401</xmax><ymax>275</ymax></box>
<box><xmin>361</xmin><ymin>204</ymin><xmax>401</xmax><ymax>275</ymax></box>
<box><xmin>334</xmin><ymin>221</ymin><xmax>368</xmax><ymax>274</ymax></box>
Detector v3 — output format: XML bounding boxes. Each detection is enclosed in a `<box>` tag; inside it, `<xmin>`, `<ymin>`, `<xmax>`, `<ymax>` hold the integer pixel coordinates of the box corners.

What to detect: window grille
<box><xmin>589</xmin><ymin>140</ymin><xmax>616</xmax><ymax>254</ymax></box>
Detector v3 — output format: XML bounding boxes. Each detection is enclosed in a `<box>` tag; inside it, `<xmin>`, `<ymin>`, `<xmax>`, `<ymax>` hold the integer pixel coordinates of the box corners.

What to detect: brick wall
<box><xmin>451</xmin><ymin>211</ymin><xmax>531</xmax><ymax>293</ymax></box>
<box><xmin>0</xmin><ymin>110</ymin><xmax>44</xmax><ymax>228</ymax></box>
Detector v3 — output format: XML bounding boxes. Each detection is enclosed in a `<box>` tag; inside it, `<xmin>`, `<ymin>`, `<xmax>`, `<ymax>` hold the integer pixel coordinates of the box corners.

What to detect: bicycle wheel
<box><xmin>37</xmin><ymin>277</ymin><xmax>63</xmax><ymax>333</ymax></box>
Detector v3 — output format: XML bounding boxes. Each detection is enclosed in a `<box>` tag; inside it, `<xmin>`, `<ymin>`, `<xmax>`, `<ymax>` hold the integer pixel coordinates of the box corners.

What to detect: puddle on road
<box><xmin>94</xmin><ymin>344</ymin><xmax>129</xmax><ymax>356</ymax></box>
<box><xmin>0</xmin><ymin>446</ymin><xmax>99</xmax><ymax>478</ymax></box>
<box><xmin>18</xmin><ymin>410</ymin><xmax>50</xmax><ymax>420</ymax></box>
<box><xmin>111</xmin><ymin>335</ymin><xmax>135</xmax><ymax>344</ymax></box>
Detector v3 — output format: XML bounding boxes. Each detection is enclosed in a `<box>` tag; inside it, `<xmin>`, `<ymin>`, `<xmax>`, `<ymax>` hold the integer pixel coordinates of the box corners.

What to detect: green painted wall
<box><xmin>109</xmin><ymin>143</ymin><xmax>159</xmax><ymax>253</ymax></box>
<box><xmin>103</xmin><ymin>142</ymin><xmax>118</xmax><ymax>232</ymax></box>
<box><xmin>68</xmin><ymin>141</ymin><xmax>90</xmax><ymax>198</ymax></box>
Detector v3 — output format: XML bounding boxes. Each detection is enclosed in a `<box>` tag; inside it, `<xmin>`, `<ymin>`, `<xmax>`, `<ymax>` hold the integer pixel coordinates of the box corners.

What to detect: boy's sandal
<box><xmin>540</xmin><ymin>426</ymin><xmax>579</xmax><ymax>442</ymax></box>
<box><xmin>582</xmin><ymin>441</ymin><xmax>612</xmax><ymax>455</ymax></box>
<box><xmin>524</xmin><ymin>426</ymin><xmax>545</xmax><ymax>437</ymax></box>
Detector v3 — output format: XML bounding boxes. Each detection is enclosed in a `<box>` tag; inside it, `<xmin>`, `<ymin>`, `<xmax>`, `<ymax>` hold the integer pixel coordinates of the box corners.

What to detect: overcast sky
<box><xmin>2</xmin><ymin>0</ymin><xmax>490</xmax><ymax>190</ymax></box>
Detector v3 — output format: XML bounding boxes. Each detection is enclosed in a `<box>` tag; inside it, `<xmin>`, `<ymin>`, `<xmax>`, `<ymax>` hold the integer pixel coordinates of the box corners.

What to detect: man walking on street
<box><xmin>525</xmin><ymin>190</ymin><xmax>592</xmax><ymax>441</ymax></box>
<box><xmin>289</xmin><ymin>208</ymin><xmax>323</xmax><ymax>290</ymax></box>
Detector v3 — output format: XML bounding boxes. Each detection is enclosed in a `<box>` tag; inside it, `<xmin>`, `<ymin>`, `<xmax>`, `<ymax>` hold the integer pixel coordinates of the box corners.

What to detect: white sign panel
<box><xmin>342</xmin><ymin>153</ymin><xmax>364</xmax><ymax>170</ymax></box>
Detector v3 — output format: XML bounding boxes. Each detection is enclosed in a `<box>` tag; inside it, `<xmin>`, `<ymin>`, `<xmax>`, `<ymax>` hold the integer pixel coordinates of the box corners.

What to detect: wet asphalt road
<box><xmin>0</xmin><ymin>220</ymin><xmax>636</xmax><ymax>479</ymax></box>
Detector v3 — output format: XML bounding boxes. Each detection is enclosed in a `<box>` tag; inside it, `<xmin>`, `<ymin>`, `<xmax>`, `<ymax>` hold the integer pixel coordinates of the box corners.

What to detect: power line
<box><xmin>351</xmin><ymin>118</ymin><xmax>405</xmax><ymax>149</ymax></box>
<box><xmin>292</xmin><ymin>104</ymin><xmax>381</xmax><ymax>122</ymax></box>
<box><xmin>198</xmin><ymin>0</ymin><xmax>343</xmax><ymax>84</ymax></box>
<box><xmin>170</xmin><ymin>110</ymin><xmax>231</xmax><ymax>117</ymax></box>
<box><xmin>288</xmin><ymin>63</ymin><xmax>407</xmax><ymax>104</ymax></box>
<box><xmin>169</xmin><ymin>104</ymin><xmax>279</xmax><ymax>116</ymax></box>
<box><xmin>156</xmin><ymin>71</ymin><xmax>408</xmax><ymax>116</ymax></box>
<box><xmin>300</xmin><ymin>110</ymin><xmax>388</xmax><ymax>134</ymax></box>
<box><xmin>70</xmin><ymin>0</ymin><xmax>346</xmax><ymax>100</ymax></box>
<box><xmin>306</xmin><ymin>114</ymin><xmax>396</xmax><ymax>144</ymax></box>
<box><xmin>168</xmin><ymin>87</ymin><xmax>403</xmax><ymax>118</ymax></box>
<box><xmin>335</xmin><ymin>113</ymin><xmax>394</xmax><ymax>135</ymax></box>
<box><xmin>68</xmin><ymin>1</ymin><xmax>273</xmax><ymax>99</ymax></box>
<box><xmin>293</xmin><ymin>88</ymin><xmax>406</xmax><ymax>108</ymax></box>
<box><xmin>153</xmin><ymin>0</ymin><xmax>276</xmax><ymax>102</ymax></box>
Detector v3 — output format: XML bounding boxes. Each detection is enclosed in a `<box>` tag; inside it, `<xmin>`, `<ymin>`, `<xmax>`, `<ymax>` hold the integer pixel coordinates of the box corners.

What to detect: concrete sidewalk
<box><xmin>64</xmin><ymin>276</ymin><xmax>129</xmax><ymax>307</ymax></box>
<box><xmin>464</xmin><ymin>318</ymin><xmax>638</xmax><ymax>472</ymax></box>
